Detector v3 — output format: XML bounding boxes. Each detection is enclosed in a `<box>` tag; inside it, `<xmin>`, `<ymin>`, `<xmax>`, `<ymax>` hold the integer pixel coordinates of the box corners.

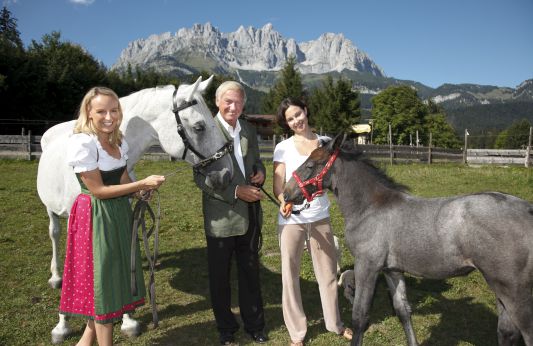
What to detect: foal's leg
<box><xmin>351</xmin><ymin>261</ymin><xmax>380</xmax><ymax>346</ymax></box>
<box><xmin>383</xmin><ymin>271</ymin><xmax>418</xmax><ymax>346</ymax></box>
<box><xmin>496</xmin><ymin>299</ymin><xmax>523</xmax><ymax>346</ymax></box>
<box><xmin>496</xmin><ymin>294</ymin><xmax>533</xmax><ymax>346</ymax></box>
<box><xmin>484</xmin><ymin>274</ymin><xmax>533</xmax><ymax>346</ymax></box>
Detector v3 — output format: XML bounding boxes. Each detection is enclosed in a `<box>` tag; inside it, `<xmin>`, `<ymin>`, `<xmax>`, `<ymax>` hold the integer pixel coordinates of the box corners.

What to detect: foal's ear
<box><xmin>328</xmin><ymin>132</ymin><xmax>347</xmax><ymax>152</ymax></box>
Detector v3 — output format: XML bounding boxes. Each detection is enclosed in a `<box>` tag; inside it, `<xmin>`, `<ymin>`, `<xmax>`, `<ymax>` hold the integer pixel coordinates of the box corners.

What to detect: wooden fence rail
<box><xmin>0</xmin><ymin>135</ymin><xmax>531</xmax><ymax>167</ymax></box>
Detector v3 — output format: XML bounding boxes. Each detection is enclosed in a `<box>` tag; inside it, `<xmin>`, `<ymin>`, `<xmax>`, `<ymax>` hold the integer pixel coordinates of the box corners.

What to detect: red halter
<box><xmin>292</xmin><ymin>148</ymin><xmax>339</xmax><ymax>202</ymax></box>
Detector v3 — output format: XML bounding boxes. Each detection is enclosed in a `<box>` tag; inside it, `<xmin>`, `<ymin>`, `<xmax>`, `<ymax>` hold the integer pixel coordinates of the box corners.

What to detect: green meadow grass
<box><xmin>0</xmin><ymin>159</ymin><xmax>531</xmax><ymax>345</ymax></box>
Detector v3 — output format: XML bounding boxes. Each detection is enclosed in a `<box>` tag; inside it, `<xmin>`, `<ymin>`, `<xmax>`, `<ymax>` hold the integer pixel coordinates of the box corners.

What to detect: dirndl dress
<box><xmin>59</xmin><ymin>135</ymin><xmax>145</xmax><ymax>324</ymax></box>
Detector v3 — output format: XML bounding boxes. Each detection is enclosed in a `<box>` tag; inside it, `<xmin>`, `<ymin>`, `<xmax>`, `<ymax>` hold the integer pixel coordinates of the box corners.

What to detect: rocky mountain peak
<box><xmin>112</xmin><ymin>22</ymin><xmax>385</xmax><ymax>77</ymax></box>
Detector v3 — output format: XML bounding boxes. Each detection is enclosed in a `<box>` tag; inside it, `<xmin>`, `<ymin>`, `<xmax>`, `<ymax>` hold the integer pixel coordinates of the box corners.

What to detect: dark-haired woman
<box><xmin>272</xmin><ymin>98</ymin><xmax>352</xmax><ymax>346</ymax></box>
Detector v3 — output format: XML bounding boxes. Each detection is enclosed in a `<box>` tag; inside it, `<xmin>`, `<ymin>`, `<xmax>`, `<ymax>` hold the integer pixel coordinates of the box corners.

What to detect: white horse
<box><xmin>37</xmin><ymin>76</ymin><xmax>234</xmax><ymax>343</ymax></box>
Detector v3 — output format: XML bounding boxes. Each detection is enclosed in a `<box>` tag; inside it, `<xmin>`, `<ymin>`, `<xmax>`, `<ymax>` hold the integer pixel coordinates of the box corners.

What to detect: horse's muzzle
<box><xmin>205</xmin><ymin>168</ymin><xmax>232</xmax><ymax>190</ymax></box>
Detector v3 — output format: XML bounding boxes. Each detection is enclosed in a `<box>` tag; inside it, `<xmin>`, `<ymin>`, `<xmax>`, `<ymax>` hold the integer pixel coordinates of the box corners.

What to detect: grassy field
<box><xmin>1</xmin><ymin>159</ymin><xmax>532</xmax><ymax>346</ymax></box>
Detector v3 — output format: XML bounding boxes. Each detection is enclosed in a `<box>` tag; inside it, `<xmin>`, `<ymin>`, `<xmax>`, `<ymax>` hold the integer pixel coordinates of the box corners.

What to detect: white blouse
<box><xmin>273</xmin><ymin>135</ymin><xmax>331</xmax><ymax>225</ymax></box>
<box><xmin>66</xmin><ymin>133</ymin><xmax>129</xmax><ymax>173</ymax></box>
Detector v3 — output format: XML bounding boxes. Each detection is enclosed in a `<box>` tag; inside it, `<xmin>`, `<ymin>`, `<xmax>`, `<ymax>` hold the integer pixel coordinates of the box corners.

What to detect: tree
<box><xmin>309</xmin><ymin>75</ymin><xmax>361</xmax><ymax>134</ymax></box>
<box><xmin>494</xmin><ymin>119</ymin><xmax>532</xmax><ymax>149</ymax></box>
<box><xmin>0</xmin><ymin>6</ymin><xmax>43</xmax><ymax>133</ymax></box>
<box><xmin>261</xmin><ymin>56</ymin><xmax>304</xmax><ymax>115</ymax></box>
<box><xmin>371</xmin><ymin>85</ymin><xmax>427</xmax><ymax>145</ymax></box>
<box><xmin>371</xmin><ymin>85</ymin><xmax>460</xmax><ymax>147</ymax></box>
<box><xmin>27</xmin><ymin>31</ymin><xmax>108</xmax><ymax>121</ymax></box>
<box><xmin>424</xmin><ymin>114</ymin><xmax>461</xmax><ymax>148</ymax></box>
<box><xmin>0</xmin><ymin>6</ymin><xmax>23</xmax><ymax>49</ymax></box>
<box><xmin>422</xmin><ymin>98</ymin><xmax>461</xmax><ymax>148</ymax></box>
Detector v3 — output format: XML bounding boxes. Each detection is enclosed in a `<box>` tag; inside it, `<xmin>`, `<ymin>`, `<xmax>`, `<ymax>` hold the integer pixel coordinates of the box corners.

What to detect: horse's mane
<box><xmin>124</xmin><ymin>85</ymin><xmax>174</xmax><ymax>98</ymax></box>
<box><xmin>338</xmin><ymin>142</ymin><xmax>408</xmax><ymax>192</ymax></box>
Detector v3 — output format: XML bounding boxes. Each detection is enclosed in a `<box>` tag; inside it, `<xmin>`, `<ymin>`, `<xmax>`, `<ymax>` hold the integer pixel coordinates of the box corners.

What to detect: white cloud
<box><xmin>2</xmin><ymin>0</ymin><xmax>19</xmax><ymax>6</ymax></box>
<box><xmin>69</xmin><ymin>0</ymin><xmax>95</xmax><ymax>5</ymax></box>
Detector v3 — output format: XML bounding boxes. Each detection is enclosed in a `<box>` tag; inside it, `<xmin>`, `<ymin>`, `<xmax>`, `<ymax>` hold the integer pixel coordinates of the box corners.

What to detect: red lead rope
<box><xmin>292</xmin><ymin>148</ymin><xmax>339</xmax><ymax>202</ymax></box>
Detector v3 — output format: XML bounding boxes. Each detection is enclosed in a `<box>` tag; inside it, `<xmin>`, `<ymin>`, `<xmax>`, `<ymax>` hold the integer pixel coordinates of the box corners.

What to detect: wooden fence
<box><xmin>0</xmin><ymin>134</ymin><xmax>531</xmax><ymax>167</ymax></box>
<box><xmin>0</xmin><ymin>133</ymin><xmax>42</xmax><ymax>160</ymax></box>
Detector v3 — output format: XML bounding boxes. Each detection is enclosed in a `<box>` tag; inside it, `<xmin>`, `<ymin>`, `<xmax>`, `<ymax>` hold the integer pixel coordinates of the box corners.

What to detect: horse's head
<box><xmin>122</xmin><ymin>76</ymin><xmax>233</xmax><ymax>190</ymax></box>
<box><xmin>170</xmin><ymin>76</ymin><xmax>235</xmax><ymax>189</ymax></box>
<box><xmin>284</xmin><ymin>133</ymin><xmax>346</xmax><ymax>205</ymax></box>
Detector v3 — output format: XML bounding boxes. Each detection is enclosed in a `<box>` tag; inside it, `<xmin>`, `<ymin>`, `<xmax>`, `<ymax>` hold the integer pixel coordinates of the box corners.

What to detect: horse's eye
<box><xmin>305</xmin><ymin>161</ymin><xmax>315</xmax><ymax>169</ymax></box>
<box><xmin>192</xmin><ymin>121</ymin><xmax>206</xmax><ymax>133</ymax></box>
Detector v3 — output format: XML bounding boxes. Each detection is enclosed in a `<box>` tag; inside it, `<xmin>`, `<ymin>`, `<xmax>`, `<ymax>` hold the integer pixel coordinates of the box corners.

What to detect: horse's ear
<box><xmin>198</xmin><ymin>75</ymin><xmax>214</xmax><ymax>93</ymax></box>
<box><xmin>328</xmin><ymin>132</ymin><xmax>347</xmax><ymax>152</ymax></box>
<box><xmin>186</xmin><ymin>76</ymin><xmax>202</xmax><ymax>102</ymax></box>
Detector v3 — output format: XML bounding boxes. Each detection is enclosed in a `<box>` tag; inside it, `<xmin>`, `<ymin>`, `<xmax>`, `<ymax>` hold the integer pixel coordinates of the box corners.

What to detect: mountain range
<box><xmin>112</xmin><ymin>23</ymin><xmax>533</xmax><ymax>132</ymax></box>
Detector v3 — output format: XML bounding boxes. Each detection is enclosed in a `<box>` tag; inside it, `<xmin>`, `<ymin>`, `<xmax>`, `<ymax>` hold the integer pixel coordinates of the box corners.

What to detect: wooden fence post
<box><xmin>27</xmin><ymin>130</ymin><xmax>32</xmax><ymax>160</ymax></box>
<box><xmin>428</xmin><ymin>132</ymin><xmax>432</xmax><ymax>164</ymax></box>
<box><xmin>462</xmin><ymin>129</ymin><xmax>469</xmax><ymax>165</ymax></box>
<box><xmin>388</xmin><ymin>123</ymin><xmax>393</xmax><ymax>165</ymax></box>
<box><xmin>526</xmin><ymin>126</ymin><xmax>532</xmax><ymax>168</ymax></box>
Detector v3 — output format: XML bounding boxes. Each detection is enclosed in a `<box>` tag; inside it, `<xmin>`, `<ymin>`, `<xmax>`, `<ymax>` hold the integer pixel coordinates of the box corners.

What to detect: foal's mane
<box><xmin>338</xmin><ymin>142</ymin><xmax>408</xmax><ymax>192</ymax></box>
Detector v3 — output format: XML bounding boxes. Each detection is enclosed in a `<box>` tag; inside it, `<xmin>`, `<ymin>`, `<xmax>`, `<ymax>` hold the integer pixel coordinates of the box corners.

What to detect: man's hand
<box><xmin>236</xmin><ymin>184</ymin><xmax>263</xmax><ymax>202</ymax></box>
<box><xmin>250</xmin><ymin>169</ymin><xmax>265</xmax><ymax>187</ymax></box>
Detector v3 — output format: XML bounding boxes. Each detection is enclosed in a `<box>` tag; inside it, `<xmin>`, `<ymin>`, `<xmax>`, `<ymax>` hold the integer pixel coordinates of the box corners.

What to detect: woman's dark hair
<box><xmin>276</xmin><ymin>98</ymin><xmax>310</xmax><ymax>133</ymax></box>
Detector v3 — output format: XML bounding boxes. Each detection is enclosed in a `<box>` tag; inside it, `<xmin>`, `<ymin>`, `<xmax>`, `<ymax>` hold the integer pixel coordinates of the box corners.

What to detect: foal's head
<box><xmin>284</xmin><ymin>133</ymin><xmax>346</xmax><ymax>205</ymax></box>
<box><xmin>284</xmin><ymin>133</ymin><xmax>406</xmax><ymax>206</ymax></box>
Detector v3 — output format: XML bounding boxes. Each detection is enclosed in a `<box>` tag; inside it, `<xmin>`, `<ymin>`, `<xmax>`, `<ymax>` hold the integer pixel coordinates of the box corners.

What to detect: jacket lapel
<box><xmin>239</xmin><ymin>123</ymin><xmax>249</xmax><ymax>158</ymax></box>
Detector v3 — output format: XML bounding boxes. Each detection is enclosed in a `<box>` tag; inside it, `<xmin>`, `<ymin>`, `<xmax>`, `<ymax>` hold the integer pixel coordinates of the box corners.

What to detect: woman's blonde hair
<box><xmin>73</xmin><ymin>86</ymin><xmax>123</xmax><ymax>145</ymax></box>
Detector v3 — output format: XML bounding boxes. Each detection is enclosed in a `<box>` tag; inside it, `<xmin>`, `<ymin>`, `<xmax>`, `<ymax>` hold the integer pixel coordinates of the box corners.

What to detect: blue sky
<box><xmin>5</xmin><ymin>0</ymin><xmax>533</xmax><ymax>88</ymax></box>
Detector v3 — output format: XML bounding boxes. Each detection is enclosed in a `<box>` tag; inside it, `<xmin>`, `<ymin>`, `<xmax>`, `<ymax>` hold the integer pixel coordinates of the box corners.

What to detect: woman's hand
<box><xmin>279</xmin><ymin>201</ymin><xmax>293</xmax><ymax>218</ymax></box>
<box><xmin>141</xmin><ymin>175</ymin><xmax>165</xmax><ymax>189</ymax></box>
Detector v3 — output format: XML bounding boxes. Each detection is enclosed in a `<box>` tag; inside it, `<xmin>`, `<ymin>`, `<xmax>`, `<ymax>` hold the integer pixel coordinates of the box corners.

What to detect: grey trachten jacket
<box><xmin>194</xmin><ymin>117</ymin><xmax>265</xmax><ymax>238</ymax></box>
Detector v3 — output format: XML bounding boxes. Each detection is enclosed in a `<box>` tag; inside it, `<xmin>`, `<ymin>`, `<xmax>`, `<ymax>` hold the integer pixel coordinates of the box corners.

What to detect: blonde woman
<box><xmin>273</xmin><ymin>98</ymin><xmax>352</xmax><ymax>346</ymax></box>
<box><xmin>58</xmin><ymin>87</ymin><xmax>165</xmax><ymax>346</ymax></box>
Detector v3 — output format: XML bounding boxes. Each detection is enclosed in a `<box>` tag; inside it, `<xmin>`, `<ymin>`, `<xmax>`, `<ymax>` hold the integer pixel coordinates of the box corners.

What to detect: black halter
<box><xmin>172</xmin><ymin>89</ymin><xmax>233</xmax><ymax>171</ymax></box>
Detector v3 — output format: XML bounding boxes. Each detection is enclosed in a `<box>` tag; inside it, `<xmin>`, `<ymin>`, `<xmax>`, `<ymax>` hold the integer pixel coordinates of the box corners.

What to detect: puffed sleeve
<box><xmin>66</xmin><ymin>133</ymin><xmax>98</xmax><ymax>173</ymax></box>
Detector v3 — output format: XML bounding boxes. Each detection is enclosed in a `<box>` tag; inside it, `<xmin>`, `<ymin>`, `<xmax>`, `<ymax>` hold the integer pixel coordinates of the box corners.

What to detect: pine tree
<box><xmin>261</xmin><ymin>56</ymin><xmax>304</xmax><ymax>115</ymax></box>
<box><xmin>309</xmin><ymin>75</ymin><xmax>361</xmax><ymax>134</ymax></box>
<box><xmin>0</xmin><ymin>6</ymin><xmax>23</xmax><ymax>49</ymax></box>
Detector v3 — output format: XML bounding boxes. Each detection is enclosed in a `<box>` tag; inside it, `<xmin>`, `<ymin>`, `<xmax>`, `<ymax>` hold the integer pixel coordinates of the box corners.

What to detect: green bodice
<box><xmin>76</xmin><ymin>166</ymin><xmax>126</xmax><ymax>194</ymax></box>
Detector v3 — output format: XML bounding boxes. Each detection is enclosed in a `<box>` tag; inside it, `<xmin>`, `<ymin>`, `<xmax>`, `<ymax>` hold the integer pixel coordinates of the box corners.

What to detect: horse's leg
<box><xmin>483</xmin><ymin>273</ymin><xmax>533</xmax><ymax>346</ymax></box>
<box><xmin>51</xmin><ymin>314</ymin><xmax>71</xmax><ymax>344</ymax></box>
<box><xmin>496</xmin><ymin>293</ymin><xmax>533</xmax><ymax>346</ymax></box>
<box><xmin>496</xmin><ymin>298</ymin><xmax>523</xmax><ymax>346</ymax></box>
<box><xmin>383</xmin><ymin>271</ymin><xmax>418</xmax><ymax>346</ymax></box>
<box><xmin>47</xmin><ymin>209</ymin><xmax>63</xmax><ymax>289</ymax></box>
<box><xmin>351</xmin><ymin>261</ymin><xmax>380</xmax><ymax>346</ymax></box>
<box><xmin>121</xmin><ymin>313</ymin><xmax>141</xmax><ymax>337</ymax></box>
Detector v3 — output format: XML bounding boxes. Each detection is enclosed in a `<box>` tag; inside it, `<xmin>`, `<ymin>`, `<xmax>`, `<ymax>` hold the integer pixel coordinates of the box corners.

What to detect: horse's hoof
<box><xmin>48</xmin><ymin>277</ymin><xmax>62</xmax><ymax>289</ymax></box>
<box><xmin>51</xmin><ymin>325</ymin><xmax>71</xmax><ymax>344</ymax></box>
<box><xmin>121</xmin><ymin>319</ymin><xmax>141</xmax><ymax>338</ymax></box>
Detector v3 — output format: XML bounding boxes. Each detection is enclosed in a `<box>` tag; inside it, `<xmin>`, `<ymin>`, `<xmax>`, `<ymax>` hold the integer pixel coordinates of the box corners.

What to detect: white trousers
<box><xmin>278</xmin><ymin>217</ymin><xmax>344</xmax><ymax>342</ymax></box>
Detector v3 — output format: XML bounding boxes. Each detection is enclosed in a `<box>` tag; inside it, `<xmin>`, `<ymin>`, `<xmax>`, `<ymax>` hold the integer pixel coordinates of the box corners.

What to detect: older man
<box><xmin>194</xmin><ymin>81</ymin><xmax>268</xmax><ymax>345</ymax></box>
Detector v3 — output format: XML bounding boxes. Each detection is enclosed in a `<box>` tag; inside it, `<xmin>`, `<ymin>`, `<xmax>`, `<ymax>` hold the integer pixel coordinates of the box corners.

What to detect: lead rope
<box><xmin>131</xmin><ymin>191</ymin><xmax>160</xmax><ymax>327</ymax></box>
<box><xmin>257</xmin><ymin>184</ymin><xmax>309</xmax><ymax>215</ymax></box>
